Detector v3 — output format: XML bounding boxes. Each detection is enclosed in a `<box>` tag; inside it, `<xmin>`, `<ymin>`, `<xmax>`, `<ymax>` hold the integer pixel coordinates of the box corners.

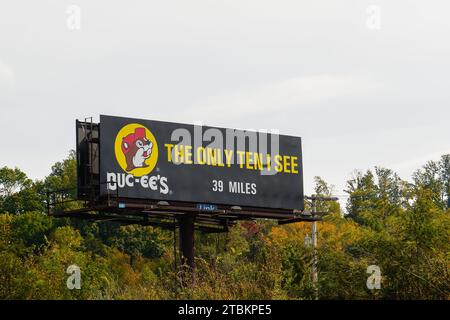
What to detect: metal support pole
<box><xmin>306</xmin><ymin>195</ymin><xmax>338</xmax><ymax>300</ymax></box>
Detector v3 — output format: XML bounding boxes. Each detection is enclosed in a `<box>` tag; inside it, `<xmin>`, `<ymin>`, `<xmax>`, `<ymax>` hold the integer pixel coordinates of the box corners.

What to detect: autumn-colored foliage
<box><xmin>0</xmin><ymin>154</ymin><xmax>448</xmax><ymax>299</ymax></box>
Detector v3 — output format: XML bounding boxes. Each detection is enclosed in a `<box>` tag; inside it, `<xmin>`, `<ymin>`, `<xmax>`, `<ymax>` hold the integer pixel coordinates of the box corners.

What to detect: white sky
<box><xmin>0</xmin><ymin>1</ymin><xmax>449</xmax><ymax>199</ymax></box>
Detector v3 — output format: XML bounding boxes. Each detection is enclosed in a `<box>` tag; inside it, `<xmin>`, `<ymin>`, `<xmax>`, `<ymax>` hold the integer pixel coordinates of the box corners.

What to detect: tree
<box><xmin>0</xmin><ymin>167</ymin><xmax>44</xmax><ymax>214</ymax></box>
<box><xmin>312</xmin><ymin>176</ymin><xmax>340</xmax><ymax>214</ymax></box>
<box><xmin>12</xmin><ymin>211</ymin><xmax>54</xmax><ymax>248</ymax></box>
<box><xmin>43</xmin><ymin>150</ymin><xmax>77</xmax><ymax>193</ymax></box>
<box><xmin>439</xmin><ymin>154</ymin><xmax>450</xmax><ymax>208</ymax></box>
<box><xmin>1</xmin><ymin>150</ymin><xmax>449</xmax><ymax>300</ymax></box>
<box><xmin>413</xmin><ymin>154</ymin><xmax>450</xmax><ymax>209</ymax></box>
<box><xmin>345</xmin><ymin>168</ymin><xmax>405</xmax><ymax>229</ymax></box>
<box><xmin>0</xmin><ymin>167</ymin><xmax>29</xmax><ymax>197</ymax></box>
<box><xmin>111</xmin><ymin>225</ymin><xmax>171</xmax><ymax>263</ymax></box>
<box><xmin>345</xmin><ymin>170</ymin><xmax>378</xmax><ymax>225</ymax></box>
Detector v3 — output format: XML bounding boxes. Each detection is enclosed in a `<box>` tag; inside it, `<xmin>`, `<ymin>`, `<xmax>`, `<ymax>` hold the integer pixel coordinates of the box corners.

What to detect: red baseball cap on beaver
<box><xmin>121</xmin><ymin>127</ymin><xmax>146</xmax><ymax>155</ymax></box>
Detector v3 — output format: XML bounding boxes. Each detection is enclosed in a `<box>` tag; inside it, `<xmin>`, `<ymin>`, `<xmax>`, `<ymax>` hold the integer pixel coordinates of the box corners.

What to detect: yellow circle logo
<box><xmin>114</xmin><ymin>123</ymin><xmax>159</xmax><ymax>177</ymax></box>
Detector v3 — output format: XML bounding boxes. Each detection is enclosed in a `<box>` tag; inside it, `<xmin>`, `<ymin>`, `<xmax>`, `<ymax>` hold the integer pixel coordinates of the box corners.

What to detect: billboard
<box><xmin>99</xmin><ymin>115</ymin><xmax>304</xmax><ymax>211</ymax></box>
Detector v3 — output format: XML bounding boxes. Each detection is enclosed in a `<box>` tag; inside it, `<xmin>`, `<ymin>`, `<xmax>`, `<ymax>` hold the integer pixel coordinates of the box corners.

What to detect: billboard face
<box><xmin>100</xmin><ymin>115</ymin><xmax>304</xmax><ymax>211</ymax></box>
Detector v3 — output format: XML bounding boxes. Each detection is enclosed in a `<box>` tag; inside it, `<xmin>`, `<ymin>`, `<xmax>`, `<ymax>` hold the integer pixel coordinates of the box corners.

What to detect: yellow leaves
<box><xmin>0</xmin><ymin>213</ymin><xmax>13</xmax><ymax>244</ymax></box>
<box><xmin>50</xmin><ymin>226</ymin><xmax>82</xmax><ymax>249</ymax></box>
<box><xmin>269</xmin><ymin>217</ymin><xmax>364</xmax><ymax>252</ymax></box>
<box><xmin>101</xmin><ymin>249</ymin><xmax>145</xmax><ymax>297</ymax></box>
<box><xmin>270</xmin><ymin>222</ymin><xmax>310</xmax><ymax>247</ymax></box>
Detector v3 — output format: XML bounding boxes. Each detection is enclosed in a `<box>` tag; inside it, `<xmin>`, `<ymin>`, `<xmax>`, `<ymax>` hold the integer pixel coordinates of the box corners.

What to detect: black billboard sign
<box><xmin>99</xmin><ymin>115</ymin><xmax>304</xmax><ymax>211</ymax></box>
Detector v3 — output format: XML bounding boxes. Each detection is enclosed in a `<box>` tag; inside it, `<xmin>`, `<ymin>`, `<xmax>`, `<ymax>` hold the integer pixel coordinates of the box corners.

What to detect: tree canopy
<box><xmin>0</xmin><ymin>152</ymin><xmax>448</xmax><ymax>299</ymax></box>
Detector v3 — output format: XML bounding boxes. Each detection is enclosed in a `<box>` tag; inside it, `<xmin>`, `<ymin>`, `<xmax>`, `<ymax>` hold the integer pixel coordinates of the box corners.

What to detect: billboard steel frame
<box><xmin>49</xmin><ymin>116</ymin><xmax>321</xmax><ymax>273</ymax></box>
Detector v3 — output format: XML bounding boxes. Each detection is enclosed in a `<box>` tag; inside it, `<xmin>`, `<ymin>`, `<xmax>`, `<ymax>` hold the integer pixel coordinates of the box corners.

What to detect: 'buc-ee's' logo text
<box><xmin>114</xmin><ymin>123</ymin><xmax>159</xmax><ymax>177</ymax></box>
<box><xmin>108</xmin><ymin>123</ymin><xmax>168</xmax><ymax>194</ymax></box>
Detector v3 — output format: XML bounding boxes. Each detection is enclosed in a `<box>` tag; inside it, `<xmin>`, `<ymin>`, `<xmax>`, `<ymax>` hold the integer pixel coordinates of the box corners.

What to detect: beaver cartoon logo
<box><xmin>122</xmin><ymin>127</ymin><xmax>153</xmax><ymax>171</ymax></box>
<box><xmin>114</xmin><ymin>123</ymin><xmax>159</xmax><ymax>177</ymax></box>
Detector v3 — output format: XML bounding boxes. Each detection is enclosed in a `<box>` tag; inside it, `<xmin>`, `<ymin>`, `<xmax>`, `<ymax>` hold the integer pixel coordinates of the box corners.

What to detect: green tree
<box><xmin>0</xmin><ymin>167</ymin><xmax>44</xmax><ymax>214</ymax></box>
<box><xmin>12</xmin><ymin>211</ymin><xmax>54</xmax><ymax>248</ymax></box>
<box><xmin>413</xmin><ymin>154</ymin><xmax>450</xmax><ymax>209</ymax></box>
<box><xmin>111</xmin><ymin>225</ymin><xmax>171</xmax><ymax>263</ymax></box>
<box><xmin>345</xmin><ymin>168</ymin><xmax>405</xmax><ymax>229</ymax></box>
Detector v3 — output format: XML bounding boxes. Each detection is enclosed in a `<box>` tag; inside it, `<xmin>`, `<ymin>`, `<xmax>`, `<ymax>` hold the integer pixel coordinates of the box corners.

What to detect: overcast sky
<box><xmin>1</xmin><ymin>1</ymin><xmax>449</xmax><ymax>200</ymax></box>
